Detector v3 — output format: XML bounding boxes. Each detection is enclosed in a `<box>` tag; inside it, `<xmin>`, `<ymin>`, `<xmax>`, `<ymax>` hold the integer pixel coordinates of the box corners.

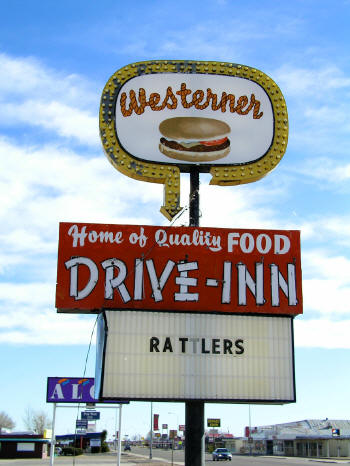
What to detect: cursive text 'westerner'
<box><xmin>120</xmin><ymin>83</ymin><xmax>263</xmax><ymax>119</ymax></box>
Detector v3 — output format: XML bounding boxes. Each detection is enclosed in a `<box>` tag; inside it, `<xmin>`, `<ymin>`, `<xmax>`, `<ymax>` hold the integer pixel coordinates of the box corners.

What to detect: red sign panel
<box><xmin>153</xmin><ymin>414</ymin><xmax>159</xmax><ymax>431</ymax></box>
<box><xmin>56</xmin><ymin>223</ymin><xmax>302</xmax><ymax>316</ymax></box>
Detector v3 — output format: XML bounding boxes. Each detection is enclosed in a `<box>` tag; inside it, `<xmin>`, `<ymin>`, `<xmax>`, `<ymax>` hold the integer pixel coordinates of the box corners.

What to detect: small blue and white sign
<box><xmin>76</xmin><ymin>419</ymin><xmax>88</xmax><ymax>428</ymax></box>
<box><xmin>82</xmin><ymin>411</ymin><xmax>100</xmax><ymax>420</ymax></box>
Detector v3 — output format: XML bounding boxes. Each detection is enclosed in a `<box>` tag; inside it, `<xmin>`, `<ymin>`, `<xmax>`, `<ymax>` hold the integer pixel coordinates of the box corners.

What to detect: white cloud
<box><xmin>0</xmin><ymin>53</ymin><xmax>96</xmax><ymax>107</ymax></box>
<box><xmin>0</xmin><ymin>309</ymin><xmax>96</xmax><ymax>345</ymax></box>
<box><xmin>276</xmin><ymin>198</ymin><xmax>350</xmax><ymax>248</ymax></box>
<box><xmin>291</xmin><ymin>157</ymin><xmax>350</xmax><ymax>183</ymax></box>
<box><xmin>0</xmin><ymin>135</ymin><xmax>165</xmax><ymax>282</ymax></box>
<box><xmin>274</xmin><ymin>64</ymin><xmax>350</xmax><ymax>97</ymax></box>
<box><xmin>295</xmin><ymin>318</ymin><xmax>350</xmax><ymax>349</ymax></box>
<box><xmin>303</xmin><ymin>250</ymin><xmax>350</xmax><ymax>280</ymax></box>
<box><xmin>1</xmin><ymin>100</ymin><xmax>98</xmax><ymax>146</ymax></box>
<box><xmin>273</xmin><ymin>63</ymin><xmax>350</xmax><ymax>155</ymax></box>
<box><xmin>3</xmin><ymin>133</ymin><xmax>349</xmax><ymax>346</ymax></box>
<box><xmin>183</xmin><ymin>174</ymin><xmax>289</xmax><ymax>230</ymax></box>
<box><xmin>0</xmin><ymin>281</ymin><xmax>97</xmax><ymax>345</ymax></box>
<box><xmin>1</xmin><ymin>52</ymin><xmax>350</xmax><ymax>349</ymax></box>
<box><xmin>320</xmin><ymin>216</ymin><xmax>350</xmax><ymax>245</ymax></box>
<box><xmin>0</xmin><ymin>53</ymin><xmax>99</xmax><ymax>146</ymax></box>
<box><xmin>295</xmin><ymin>250</ymin><xmax>350</xmax><ymax>338</ymax></box>
<box><xmin>303</xmin><ymin>278</ymin><xmax>350</xmax><ymax>316</ymax></box>
<box><xmin>0</xmin><ymin>283</ymin><xmax>54</xmax><ymax>307</ymax></box>
<box><xmin>304</xmin><ymin>105</ymin><xmax>350</xmax><ymax>130</ymax></box>
<box><xmin>0</xmin><ymin>137</ymin><xmax>162</xmax><ymax>216</ymax></box>
<box><xmin>301</xmin><ymin>216</ymin><xmax>350</xmax><ymax>249</ymax></box>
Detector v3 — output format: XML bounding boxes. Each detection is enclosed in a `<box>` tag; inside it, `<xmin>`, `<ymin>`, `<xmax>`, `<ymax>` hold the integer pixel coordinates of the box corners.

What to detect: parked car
<box><xmin>54</xmin><ymin>446</ymin><xmax>62</xmax><ymax>456</ymax></box>
<box><xmin>212</xmin><ymin>448</ymin><xmax>232</xmax><ymax>461</ymax></box>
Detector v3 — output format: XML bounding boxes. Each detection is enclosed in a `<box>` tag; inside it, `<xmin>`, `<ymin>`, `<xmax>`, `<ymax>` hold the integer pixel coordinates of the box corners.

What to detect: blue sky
<box><xmin>1</xmin><ymin>0</ymin><xmax>350</xmax><ymax>440</ymax></box>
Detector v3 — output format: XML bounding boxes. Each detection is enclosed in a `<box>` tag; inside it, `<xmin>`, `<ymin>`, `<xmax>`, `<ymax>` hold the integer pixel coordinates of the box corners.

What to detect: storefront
<box><xmin>245</xmin><ymin>420</ymin><xmax>350</xmax><ymax>458</ymax></box>
<box><xmin>0</xmin><ymin>434</ymin><xmax>49</xmax><ymax>459</ymax></box>
<box><xmin>56</xmin><ymin>431</ymin><xmax>105</xmax><ymax>451</ymax></box>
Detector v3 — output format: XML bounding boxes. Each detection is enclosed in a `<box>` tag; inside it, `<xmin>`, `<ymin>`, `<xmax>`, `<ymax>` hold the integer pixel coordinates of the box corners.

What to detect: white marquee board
<box><xmin>95</xmin><ymin>311</ymin><xmax>295</xmax><ymax>403</ymax></box>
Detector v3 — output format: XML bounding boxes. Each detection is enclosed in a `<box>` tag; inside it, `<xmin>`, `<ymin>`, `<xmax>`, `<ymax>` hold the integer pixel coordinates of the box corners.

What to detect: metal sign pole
<box><xmin>249</xmin><ymin>405</ymin><xmax>252</xmax><ymax>456</ymax></box>
<box><xmin>49</xmin><ymin>402</ymin><xmax>56</xmax><ymax>466</ymax></box>
<box><xmin>171</xmin><ymin>437</ymin><xmax>174</xmax><ymax>466</ymax></box>
<box><xmin>115</xmin><ymin>406</ymin><xmax>119</xmax><ymax>464</ymax></box>
<box><xmin>117</xmin><ymin>404</ymin><xmax>122</xmax><ymax>466</ymax></box>
<box><xmin>185</xmin><ymin>167</ymin><xmax>205</xmax><ymax>466</ymax></box>
<box><xmin>189</xmin><ymin>167</ymin><xmax>200</xmax><ymax>227</ymax></box>
<box><xmin>150</xmin><ymin>402</ymin><xmax>153</xmax><ymax>459</ymax></box>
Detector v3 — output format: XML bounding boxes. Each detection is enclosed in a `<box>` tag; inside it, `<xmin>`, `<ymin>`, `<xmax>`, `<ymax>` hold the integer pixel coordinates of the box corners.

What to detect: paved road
<box><xmin>130</xmin><ymin>445</ymin><xmax>350</xmax><ymax>465</ymax></box>
<box><xmin>1</xmin><ymin>448</ymin><xmax>350</xmax><ymax>466</ymax></box>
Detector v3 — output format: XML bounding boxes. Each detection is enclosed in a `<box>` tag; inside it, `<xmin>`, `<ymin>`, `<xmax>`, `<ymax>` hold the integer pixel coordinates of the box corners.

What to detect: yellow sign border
<box><xmin>100</xmin><ymin>60</ymin><xmax>288</xmax><ymax>220</ymax></box>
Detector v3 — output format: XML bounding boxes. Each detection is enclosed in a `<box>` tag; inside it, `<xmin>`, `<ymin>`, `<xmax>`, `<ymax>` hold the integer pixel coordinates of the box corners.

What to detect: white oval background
<box><xmin>115</xmin><ymin>73</ymin><xmax>274</xmax><ymax>165</ymax></box>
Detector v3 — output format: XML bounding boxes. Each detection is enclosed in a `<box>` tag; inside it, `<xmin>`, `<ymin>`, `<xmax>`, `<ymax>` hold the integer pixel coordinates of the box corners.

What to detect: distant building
<box><xmin>243</xmin><ymin>419</ymin><xmax>350</xmax><ymax>457</ymax></box>
<box><xmin>56</xmin><ymin>431</ymin><xmax>104</xmax><ymax>451</ymax></box>
<box><xmin>0</xmin><ymin>432</ymin><xmax>49</xmax><ymax>459</ymax></box>
<box><xmin>205</xmin><ymin>430</ymin><xmax>240</xmax><ymax>453</ymax></box>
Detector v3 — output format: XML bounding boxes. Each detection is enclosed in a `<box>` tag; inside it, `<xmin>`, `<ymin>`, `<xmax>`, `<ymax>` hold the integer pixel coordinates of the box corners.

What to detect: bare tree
<box><xmin>0</xmin><ymin>411</ymin><xmax>15</xmax><ymax>432</ymax></box>
<box><xmin>23</xmin><ymin>407</ymin><xmax>34</xmax><ymax>432</ymax></box>
<box><xmin>23</xmin><ymin>408</ymin><xmax>51</xmax><ymax>435</ymax></box>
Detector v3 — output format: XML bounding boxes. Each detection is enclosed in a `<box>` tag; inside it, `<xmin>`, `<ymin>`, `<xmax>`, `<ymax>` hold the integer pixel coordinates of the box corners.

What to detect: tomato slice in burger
<box><xmin>199</xmin><ymin>137</ymin><xmax>228</xmax><ymax>146</ymax></box>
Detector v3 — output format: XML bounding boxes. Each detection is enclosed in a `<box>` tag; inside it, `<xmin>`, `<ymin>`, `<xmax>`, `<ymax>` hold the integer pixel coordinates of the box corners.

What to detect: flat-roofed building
<box><xmin>243</xmin><ymin>419</ymin><xmax>350</xmax><ymax>458</ymax></box>
<box><xmin>0</xmin><ymin>432</ymin><xmax>49</xmax><ymax>459</ymax></box>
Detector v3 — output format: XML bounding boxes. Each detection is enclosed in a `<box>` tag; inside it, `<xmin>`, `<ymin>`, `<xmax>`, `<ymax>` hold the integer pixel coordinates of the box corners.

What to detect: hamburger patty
<box><xmin>160</xmin><ymin>137</ymin><xmax>230</xmax><ymax>153</ymax></box>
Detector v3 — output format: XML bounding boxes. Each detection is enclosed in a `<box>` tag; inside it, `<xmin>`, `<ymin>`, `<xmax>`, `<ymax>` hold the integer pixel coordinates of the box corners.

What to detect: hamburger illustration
<box><xmin>159</xmin><ymin>117</ymin><xmax>231</xmax><ymax>162</ymax></box>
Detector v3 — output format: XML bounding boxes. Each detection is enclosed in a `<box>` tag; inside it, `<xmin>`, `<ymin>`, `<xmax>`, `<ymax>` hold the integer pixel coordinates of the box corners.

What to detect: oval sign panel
<box><xmin>100</xmin><ymin>61</ymin><xmax>288</xmax><ymax>220</ymax></box>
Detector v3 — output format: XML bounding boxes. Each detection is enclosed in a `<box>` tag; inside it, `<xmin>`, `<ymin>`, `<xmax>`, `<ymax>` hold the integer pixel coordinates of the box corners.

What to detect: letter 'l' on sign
<box><xmin>100</xmin><ymin>60</ymin><xmax>288</xmax><ymax>220</ymax></box>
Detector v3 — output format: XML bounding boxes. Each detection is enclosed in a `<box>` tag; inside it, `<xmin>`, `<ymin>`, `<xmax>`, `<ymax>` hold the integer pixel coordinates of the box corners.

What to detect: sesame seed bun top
<box><xmin>159</xmin><ymin>117</ymin><xmax>231</xmax><ymax>142</ymax></box>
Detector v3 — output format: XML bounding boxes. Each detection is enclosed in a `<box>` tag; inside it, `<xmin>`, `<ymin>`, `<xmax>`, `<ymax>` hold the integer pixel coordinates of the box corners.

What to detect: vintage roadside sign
<box><xmin>56</xmin><ymin>223</ymin><xmax>302</xmax><ymax>316</ymax></box>
<box><xmin>46</xmin><ymin>377</ymin><xmax>129</xmax><ymax>404</ymax></box>
<box><xmin>47</xmin><ymin>377</ymin><xmax>96</xmax><ymax>403</ymax></box>
<box><xmin>100</xmin><ymin>60</ymin><xmax>288</xmax><ymax>220</ymax></box>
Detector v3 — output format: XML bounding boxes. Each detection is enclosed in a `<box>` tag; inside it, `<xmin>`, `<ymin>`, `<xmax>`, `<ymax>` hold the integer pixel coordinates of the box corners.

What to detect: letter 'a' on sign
<box><xmin>100</xmin><ymin>60</ymin><xmax>288</xmax><ymax>220</ymax></box>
